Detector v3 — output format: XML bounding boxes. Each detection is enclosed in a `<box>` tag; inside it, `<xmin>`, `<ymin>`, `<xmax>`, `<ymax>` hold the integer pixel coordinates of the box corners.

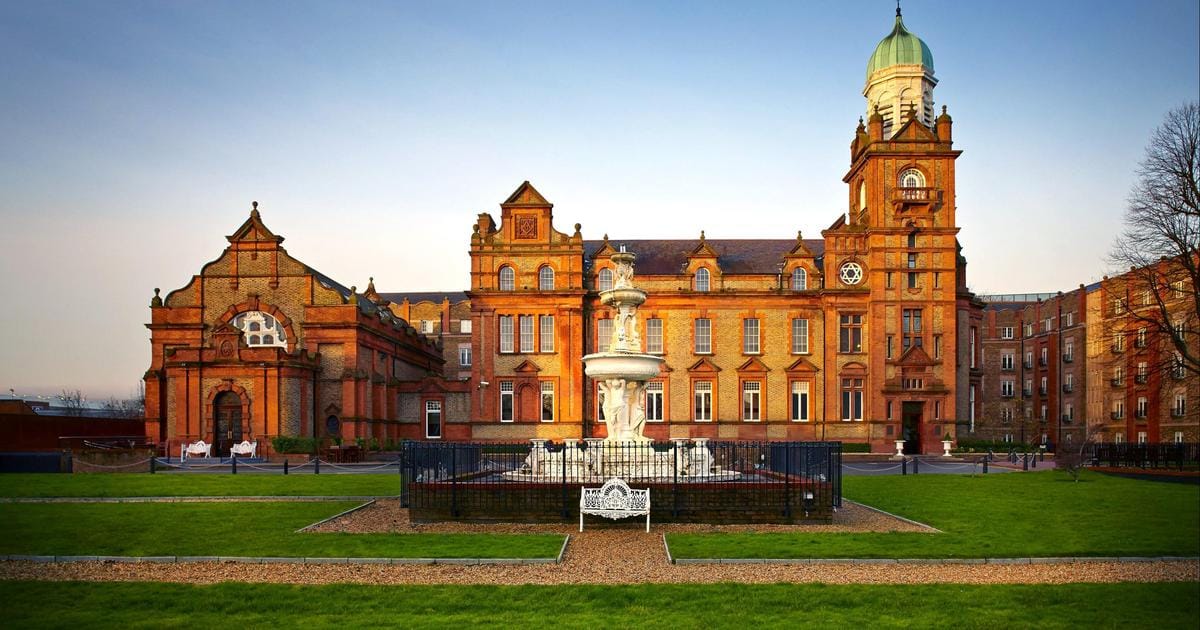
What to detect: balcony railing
<box><xmin>1062</xmin><ymin>384</ymin><xmax>1074</xmax><ymax>393</ymax></box>
<box><xmin>1134</xmin><ymin>339</ymin><xmax>1147</xmax><ymax>348</ymax></box>
<box><xmin>893</xmin><ymin>187</ymin><xmax>941</xmax><ymax>203</ymax></box>
<box><xmin>1001</xmin><ymin>391</ymin><xmax>1014</xmax><ymax>398</ymax></box>
<box><xmin>1174</xmin><ymin>409</ymin><xmax>1187</xmax><ymax>418</ymax></box>
<box><xmin>1023</xmin><ymin>360</ymin><xmax>1034</xmax><ymax>369</ymax></box>
<box><xmin>1135</xmin><ymin>412</ymin><xmax>1148</xmax><ymax>420</ymax></box>
<box><xmin>1061</xmin><ymin>414</ymin><xmax>1073</xmax><ymax>423</ymax></box>
<box><xmin>1111</xmin><ymin>412</ymin><xmax>1124</xmax><ymax>420</ymax></box>
<box><xmin>1063</xmin><ymin>355</ymin><xmax>1074</xmax><ymax>363</ymax></box>
<box><xmin>1112</xmin><ymin>344</ymin><xmax>1124</xmax><ymax>354</ymax></box>
<box><xmin>1135</xmin><ymin>374</ymin><xmax>1149</xmax><ymax>384</ymax></box>
<box><xmin>1022</xmin><ymin>388</ymin><xmax>1033</xmax><ymax>397</ymax></box>
<box><xmin>1001</xmin><ymin>364</ymin><xmax>1015</xmax><ymax>372</ymax></box>
<box><xmin>1111</xmin><ymin>378</ymin><xmax>1123</xmax><ymax>387</ymax></box>
<box><xmin>1039</xmin><ymin>358</ymin><xmax>1048</xmax><ymax>367</ymax></box>
<box><xmin>1039</xmin><ymin>387</ymin><xmax>1048</xmax><ymax>396</ymax></box>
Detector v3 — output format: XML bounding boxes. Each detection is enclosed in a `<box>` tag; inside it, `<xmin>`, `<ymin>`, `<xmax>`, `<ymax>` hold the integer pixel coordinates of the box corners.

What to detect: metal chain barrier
<box><xmin>842</xmin><ymin>463</ymin><xmax>905</xmax><ymax>473</ymax></box>
<box><xmin>71</xmin><ymin>457</ymin><xmax>154</xmax><ymax>470</ymax></box>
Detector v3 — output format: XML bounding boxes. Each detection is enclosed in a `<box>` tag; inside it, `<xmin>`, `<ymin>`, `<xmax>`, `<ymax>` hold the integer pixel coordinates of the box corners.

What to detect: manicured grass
<box><xmin>0</xmin><ymin>473</ymin><xmax>400</xmax><ymax>498</ymax></box>
<box><xmin>668</xmin><ymin>471</ymin><xmax>1200</xmax><ymax>559</ymax></box>
<box><xmin>0</xmin><ymin>581</ymin><xmax>1196</xmax><ymax>629</ymax></box>
<box><xmin>0</xmin><ymin>502</ymin><xmax>563</xmax><ymax>558</ymax></box>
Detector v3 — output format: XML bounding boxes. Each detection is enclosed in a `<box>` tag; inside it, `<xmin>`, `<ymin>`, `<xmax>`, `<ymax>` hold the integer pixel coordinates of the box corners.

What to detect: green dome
<box><xmin>866</xmin><ymin>12</ymin><xmax>934</xmax><ymax>78</ymax></box>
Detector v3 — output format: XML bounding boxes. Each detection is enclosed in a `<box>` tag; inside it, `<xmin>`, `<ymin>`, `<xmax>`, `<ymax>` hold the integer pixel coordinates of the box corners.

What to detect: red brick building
<box><xmin>143</xmin><ymin>206</ymin><xmax>462</xmax><ymax>456</ymax></box>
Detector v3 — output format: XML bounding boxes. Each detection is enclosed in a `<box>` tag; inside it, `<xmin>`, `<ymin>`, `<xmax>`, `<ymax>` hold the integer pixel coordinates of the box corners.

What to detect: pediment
<box><xmin>227</xmin><ymin>204</ymin><xmax>283</xmax><ymax>244</ymax></box>
<box><xmin>687</xmin><ymin>357</ymin><xmax>722</xmax><ymax>373</ymax></box>
<box><xmin>736</xmin><ymin>357</ymin><xmax>770</xmax><ymax>373</ymax></box>
<box><xmin>688</xmin><ymin>231</ymin><xmax>718</xmax><ymax>259</ymax></box>
<box><xmin>898</xmin><ymin>344</ymin><xmax>935</xmax><ymax>366</ymax></box>
<box><xmin>840</xmin><ymin>360</ymin><xmax>868</xmax><ymax>375</ymax></box>
<box><xmin>785</xmin><ymin>357</ymin><xmax>820</xmax><ymax>374</ymax></box>
<box><xmin>590</xmin><ymin>235</ymin><xmax>618</xmax><ymax>259</ymax></box>
<box><xmin>786</xmin><ymin>232</ymin><xmax>815</xmax><ymax>258</ymax></box>
<box><xmin>890</xmin><ymin>115</ymin><xmax>939</xmax><ymax>142</ymax></box>
<box><xmin>502</xmin><ymin>180</ymin><xmax>551</xmax><ymax>207</ymax></box>
<box><xmin>513</xmin><ymin>359</ymin><xmax>542</xmax><ymax>373</ymax></box>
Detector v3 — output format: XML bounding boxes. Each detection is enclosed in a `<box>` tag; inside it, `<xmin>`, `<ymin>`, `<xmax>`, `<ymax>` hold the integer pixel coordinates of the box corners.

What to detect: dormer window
<box><xmin>791</xmin><ymin>267</ymin><xmax>807</xmax><ymax>291</ymax></box>
<box><xmin>232</xmin><ymin>311</ymin><xmax>287</xmax><ymax>348</ymax></box>
<box><xmin>695</xmin><ymin>268</ymin><xmax>710</xmax><ymax>292</ymax></box>
<box><xmin>498</xmin><ymin>266</ymin><xmax>515</xmax><ymax>291</ymax></box>
<box><xmin>598</xmin><ymin>268</ymin><xmax>613</xmax><ymax>292</ymax></box>
<box><xmin>538</xmin><ymin>265</ymin><xmax>555</xmax><ymax>291</ymax></box>
<box><xmin>899</xmin><ymin>168</ymin><xmax>925</xmax><ymax>189</ymax></box>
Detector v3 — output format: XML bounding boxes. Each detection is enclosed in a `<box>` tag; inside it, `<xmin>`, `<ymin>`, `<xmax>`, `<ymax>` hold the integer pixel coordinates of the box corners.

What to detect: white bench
<box><xmin>181</xmin><ymin>440</ymin><xmax>211</xmax><ymax>461</ymax></box>
<box><xmin>580</xmin><ymin>477</ymin><xmax>650</xmax><ymax>532</ymax></box>
<box><xmin>230</xmin><ymin>440</ymin><xmax>257</xmax><ymax>458</ymax></box>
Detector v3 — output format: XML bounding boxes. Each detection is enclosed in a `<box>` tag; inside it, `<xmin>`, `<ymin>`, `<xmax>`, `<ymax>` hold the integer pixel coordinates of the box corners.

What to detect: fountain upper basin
<box><xmin>581</xmin><ymin>352</ymin><xmax>664</xmax><ymax>381</ymax></box>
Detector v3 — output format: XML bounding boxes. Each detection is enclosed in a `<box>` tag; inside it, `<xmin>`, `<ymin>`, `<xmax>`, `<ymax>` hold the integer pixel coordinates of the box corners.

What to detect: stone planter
<box><xmin>942</xmin><ymin>440</ymin><xmax>953</xmax><ymax>457</ymax></box>
<box><xmin>894</xmin><ymin>440</ymin><xmax>906</xmax><ymax>458</ymax></box>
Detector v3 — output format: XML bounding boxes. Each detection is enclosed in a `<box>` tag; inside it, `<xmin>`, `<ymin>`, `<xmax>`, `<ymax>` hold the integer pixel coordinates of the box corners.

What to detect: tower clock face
<box><xmin>839</xmin><ymin>261</ymin><xmax>864</xmax><ymax>285</ymax></box>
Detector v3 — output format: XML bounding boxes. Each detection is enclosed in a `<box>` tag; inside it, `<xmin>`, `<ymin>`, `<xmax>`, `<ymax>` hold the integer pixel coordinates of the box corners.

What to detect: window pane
<box><xmin>539</xmin><ymin>315</ymin><xmax>554</xmax><ymax>353</ymax></box>
<box><xmin>791</xmin><ymin>268</ymin><xmax>806</xmax><ymax>290</ymax></box>
<box><xmin>743</xmin><ymin>318</ymin><xmax>759</xmax><ymax>353</ymax></box>
<box><xmin>597</xmin><ymin>319</ymin><xmax>613</xmax><ymax>352</ymax></box>
<box><xmin>646</xmin><ymin>319</ymin><xmax>663</xmax><ymax>353</ymax></box>
<box><xmin>538</xmin><ymin>266</ymin><xmax>554</xmax><ymax>291</ymax></box>
<box><xmin>695</xmin><ymin>319</ymin><xmax>711</xmax><ymax>353</ymax></box>
<box><xmin>792</xmin><ymin>318</ymin><xmax>809</xmax><ymax>353</ymax></box>
<box><xmin>499</xmin><ymin>266</ymin><xmax>514</xmax><ymax>291</ymax></box>
<box><xmin>598</xmin><ymin>268</ymin><xmax>613</xmax><ymax>291</ymax></box>
<box><xmin>519</xmin><ymin>315</ymin><xmax>534</xmax><ymax>353</ymax></box>
<box><xmin>696</xmin><ymin>268</ymin><xmax>710</xmax><ymax>292</ymax></box>
<box><xmin>499</xmin><ymin>316</ymin><xmax>514</xmax><ymax>353</ymax></box>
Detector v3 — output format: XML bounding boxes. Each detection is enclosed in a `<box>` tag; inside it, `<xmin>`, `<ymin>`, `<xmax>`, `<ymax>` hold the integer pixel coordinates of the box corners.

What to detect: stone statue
<box><xmin>613</xmin><ymin>256</ymin><xmax>634</xmax><ymax>289</ymax></box>
<box><xmin>599</xmin><ymin>378</ymin><xmax>626</xmax><ymax>440</ymax></box>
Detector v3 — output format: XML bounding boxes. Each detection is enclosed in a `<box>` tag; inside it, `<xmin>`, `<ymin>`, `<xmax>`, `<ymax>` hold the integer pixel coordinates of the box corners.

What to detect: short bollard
<box><xmin>1031</xmin><ymin>453</ymin><xmax>1037</xmax><ymax>468</ymax></box>
<box><xmin>150</xmin><ymin>457</ymin><xmax>156</xmax><ymax>474</ymax></box>
<box><xmin>1023</xmin><ymin>453</ymin><xmax>1029</xmax><ymax>471</ymax></box>
<box><xmin>231</xmin><ymin>454</ymin><xmax>237</xmax><ymax>475</ymax></box>
<box><xmin>902</xmin><ymin>458</ymin><xmax>907</xmax><ymax>475</ymax></box>
<box><xmin>913</xmin><ymin>457</ymin><xmax>920</xmax><ymax>474</ymax></box>
<box><xmin>982</xmin><ymin>458</ymin><xmax>989</xmax><ymax>474</ymax></box>
<box><xmin>314</xmin><ymin>457</ymin><xmax>320</xmax><ymax>474</ymax></box>
<box><xmin>284</xmin><ymin>459</ymin><xmax>289</xmax><ymax>475</ymax></box>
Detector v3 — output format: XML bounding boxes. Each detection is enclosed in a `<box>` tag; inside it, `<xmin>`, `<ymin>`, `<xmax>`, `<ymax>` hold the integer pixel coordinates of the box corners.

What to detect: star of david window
<box><xmin>839</xmin><ymin>261</ymin><xmax>864</xmax><ymax>286</ymax></box>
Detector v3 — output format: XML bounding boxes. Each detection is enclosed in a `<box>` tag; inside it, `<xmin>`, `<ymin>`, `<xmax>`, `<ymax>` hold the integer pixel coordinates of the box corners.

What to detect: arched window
<box><xmin>898</xmin><ymin>168</ymin><xmax>925</xmax><ymax>189</ymax></box>
<box><xmin>498</xmin><ymin>266</ymin><xmax>515</xmax><ymax>291</ymax></box>
<box><xmin>695</xmin><ymin>268</ymin><xmax>710</xmax><ymax>292</ymax></box>
<box><xmin>791</xmin><ymin>267</ymin><xmax>807</xmax><ymax>291</ymax></box>
<box><xmin>598</xmin><ymin>268</ymin><xmax>613</xmax><ymax>292</ymax></box>
<box><xmin>231</xmin><ymin>311</ymin><xmax>287</xmax><ymax>348</ymax></box>
<box><xmin>858</xmin><ymin>181</ymin><xmax>867</xmax><ymax>212</ymax></box>
<box><xmin>538</xmin><ymin>266</ymin><xmax>555</xmax><ymax>291</ymax></box>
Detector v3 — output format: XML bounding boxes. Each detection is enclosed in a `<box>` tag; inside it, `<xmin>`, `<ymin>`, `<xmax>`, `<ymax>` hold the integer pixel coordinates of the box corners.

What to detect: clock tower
<box><xmin>824</xmin><ymin>8</ymin><xmax>972</xmax><ymax>454</ymax></box>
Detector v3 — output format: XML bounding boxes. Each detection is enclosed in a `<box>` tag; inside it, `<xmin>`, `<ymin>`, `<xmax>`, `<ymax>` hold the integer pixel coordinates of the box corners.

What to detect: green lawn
<box><xmin>668</xmin><ymin>471</ymin><xmax>1200</xmax><ymax>559</ymax></box>
<box><xmin>0</xmin><ymin>581</ymin><xmax>1196</xmax><ymax>629</ymax></box>
<box><xmin>0</xmin><ymin>502</ymin><xmax>562</xmax><ymax>559</ymax></box>
<box><xmin>0</xmin><ymin>473</ymin><xmax>399</xmax><ymax>498</ymax></box>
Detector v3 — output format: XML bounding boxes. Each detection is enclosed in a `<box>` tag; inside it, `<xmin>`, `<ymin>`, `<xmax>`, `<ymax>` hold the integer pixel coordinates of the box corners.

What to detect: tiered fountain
<box><xmin>503</xmin><ymin>248</ymin><xmax>738</xmax><ymax>481</ymax></box>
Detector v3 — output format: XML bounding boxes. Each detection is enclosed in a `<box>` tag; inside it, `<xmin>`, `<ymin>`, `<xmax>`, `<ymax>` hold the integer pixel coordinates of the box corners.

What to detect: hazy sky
<box><xmin>1</xmin><ymin>0</ymin><xmax>1197</xmax><ymax>398</ymax></box>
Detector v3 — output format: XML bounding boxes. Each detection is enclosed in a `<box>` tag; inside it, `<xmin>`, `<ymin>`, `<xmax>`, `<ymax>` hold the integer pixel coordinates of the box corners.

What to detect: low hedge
<box><xmin>271</xmin><ymin>436</ymin><xmax>319</xmax><ymax>454</ymax></box>
<box><xmin>840</xmin><ymin>442</ymin><xmax>873</xmax><ymax>453</ymax></box>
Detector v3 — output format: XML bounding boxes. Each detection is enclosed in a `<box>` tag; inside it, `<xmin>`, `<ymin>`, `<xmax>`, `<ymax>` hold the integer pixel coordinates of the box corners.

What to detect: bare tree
<box><xmin>59</xmin><ymin>389</ymin><xmax>85</xmax><ymax>416</ymax></box>
<box><xmin>1055</xmin><ymin>422</ymin><xmax>1105</xmax><ymax>483</ymax></box>
<box><xmin>1109</xmin><ymin>102</ymin><xmax>1200</xmax><ymax>377</ymax></box>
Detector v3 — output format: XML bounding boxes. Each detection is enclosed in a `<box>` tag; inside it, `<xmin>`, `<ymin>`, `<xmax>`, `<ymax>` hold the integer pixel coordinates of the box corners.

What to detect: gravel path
<box><xmin>2</xmin><ymin>500</ymin><xmax>1195</xmax><ymax>585</ymax></box>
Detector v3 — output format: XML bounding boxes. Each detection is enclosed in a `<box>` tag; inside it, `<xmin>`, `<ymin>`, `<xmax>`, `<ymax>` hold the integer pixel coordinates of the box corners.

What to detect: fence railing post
<box><xmin>902</xmin><ymin>457</ymin><xmax>907</xmax><ymax>475</ymax></box>
<box><xmin>982</xmin><ymin>457</ymin><xmax>988</xmax><ymax>474</ymax></box>
<box><xmin>150</xmin><ymin>456</ymin><xmax>156</xmax><ymax>474</ymax></box>
<box><xmin>784</xmin><ymin>443</ymin><xmax>792</xmax><ymax>519</ymax></box>
<box><xmin>283</xmin><ymin>459</ymin><xmax>289</xmax><ymax>475</ymax></box>
<box><xmin>314</xmin><ymin>456</ymin><xmax>320</xmax><ymax>474</ymax></box>
<box><xmin>913</xmin><ymin>457</ymin><xmax>920</xmax><ymax>474</ymax></box>
<box><xmin>451</xmin><ymin>442</ymin><xmax>458</xmax><ymax>518</ymax></box>
<box><xmin>673</xmin><ymin>441</ymin><xmax>680</xmax><ymax>519</ymax></box>
<box><xmin>561</xmin><ymin>441</ymin><xmax>569</xmax><ymax>520</ymax></box>
<box><xmin>231</xmin><ymin>454</ymin><xmax>237</xmax><ymax>475</ymax></box>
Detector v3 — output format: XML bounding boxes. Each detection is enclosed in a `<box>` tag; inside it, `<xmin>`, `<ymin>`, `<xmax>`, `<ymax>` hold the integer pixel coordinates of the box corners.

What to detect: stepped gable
<box><xmin>584</xmin><ymin>239</ymin><xmax>826</xmax><ymax>274</ymax></box>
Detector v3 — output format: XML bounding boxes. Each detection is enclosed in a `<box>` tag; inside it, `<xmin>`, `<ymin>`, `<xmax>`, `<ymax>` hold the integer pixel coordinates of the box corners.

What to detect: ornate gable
<box><xmin>889</xmin><ymin>114</ymin><xmax>940</xmax><ymax>143</ymax></box>
<box><xmin>502</xmin><ymin>180</ymin><xmax>552</xmax><ymax>208</ymax></box>
<box><xmin>227</xmin><ymin>202</ymin><xmax>283</xmax><ymax>244</ymax></box>
<box><xmin>513</xmin><ymin>359</ymin><xmax>543</xmax><ymax>373</ymax></box>
<box><xmin>785</xmin><ymin>357</ymin><xmax>821</xmax><ymax>374</ymax></box>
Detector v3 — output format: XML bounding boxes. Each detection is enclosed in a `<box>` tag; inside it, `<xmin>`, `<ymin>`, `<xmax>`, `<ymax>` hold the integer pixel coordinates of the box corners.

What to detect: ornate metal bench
<box><xmin>230</xmin><ymin>440</ymin><xmax>257</xmax><ymax>459</ymax></box>
<box><xmin>580</xmin><ymin>477</ymin><xmax>650</xmax><ymax>532</ymax></box>
<box><xmin>182</xmin><ymin>440</ymin><xmax>211</xmax><ymax>461</ymax></box>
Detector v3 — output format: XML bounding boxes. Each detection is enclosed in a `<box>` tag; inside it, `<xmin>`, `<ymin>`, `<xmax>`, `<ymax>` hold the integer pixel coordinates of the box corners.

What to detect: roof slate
<box><xmin>584</xmin><ymin>239</ymin><xmax>826</xmax><ymax>275</ymax></box>
<box><xmin>379</xmin><ymin>291</ymin><xmax>470</xmax><ymax>305</ymax></box>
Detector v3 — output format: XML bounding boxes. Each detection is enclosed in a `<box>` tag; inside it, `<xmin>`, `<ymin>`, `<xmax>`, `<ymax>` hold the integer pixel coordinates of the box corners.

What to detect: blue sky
<box><xmin>1</xmin><ymin>0</ymin><xmax>1197</xmax><ymax>397</ymax></box>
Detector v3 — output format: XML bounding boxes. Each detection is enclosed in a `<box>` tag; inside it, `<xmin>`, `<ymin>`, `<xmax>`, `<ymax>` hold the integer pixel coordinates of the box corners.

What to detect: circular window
<box><xmin>839</xmin><ymin>261</ymin><xmax>864</xmax><ymax>285</ymax></box>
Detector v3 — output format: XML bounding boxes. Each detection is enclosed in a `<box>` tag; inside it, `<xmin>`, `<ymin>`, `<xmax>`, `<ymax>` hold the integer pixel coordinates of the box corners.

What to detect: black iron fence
<box><xmin>1088</xmin><ymin>442</ymin><xmax>1200</xmax><ymax>469</ymax></box>
<box><xmin>400</xmin><ymin>440</ymin><xmax>841</xmax><ymax>524</ymax></box>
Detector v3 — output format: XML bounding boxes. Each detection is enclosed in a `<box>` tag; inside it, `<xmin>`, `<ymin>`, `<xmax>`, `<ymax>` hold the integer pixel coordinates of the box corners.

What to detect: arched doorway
<box><xmin>213</xmin><ymin>391</ymin><xmax>243</xmax><ymax>456</ymax></box>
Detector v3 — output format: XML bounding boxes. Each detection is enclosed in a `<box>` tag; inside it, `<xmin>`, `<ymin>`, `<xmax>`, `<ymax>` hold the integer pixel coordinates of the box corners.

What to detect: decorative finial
<box><xmin>603</xmin><ymin>233</ymin><xmax>609</xmax><ymax>242</ymax></box>
<box><xmin>349</xmin><ymin>286</ymin><xmax>358</xmax><ymax>305</ymax></box>
<box><xmin>574</xmin><ymin>222</ymin><xmax>581</xmax><ymax>234</ymax></box>
<box><xmin>796</xmin><ymin>230</ymin><xmax>803</xmax><ymax>242</ymax></box>
<box><xmin>896</xmin><ymin>0</ymin><xmax>901</xmax><ymax>18</ymax></box>
<box><xmin>473</xmin><ymin>224</ymin><xmax>480</xmax><ymax>233</ymax></box>
<box><xmin>699</xmin><ymin>230</ymin><xmax>706</xmax><ymax>242</ymax></box>
<box><xmin>942</xmin><ymin>105</ymin><xmax>947</xmax><ymax>115</ymax></box>
<box><xmin>150</xmin><ymin>288</ymin><xmax>162</xmax><ymax>307</ymax></box>
<box><xmin>369</xmin><ymin>276</ymin><xmax>374</xmax><ymax>284</ymax></box>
